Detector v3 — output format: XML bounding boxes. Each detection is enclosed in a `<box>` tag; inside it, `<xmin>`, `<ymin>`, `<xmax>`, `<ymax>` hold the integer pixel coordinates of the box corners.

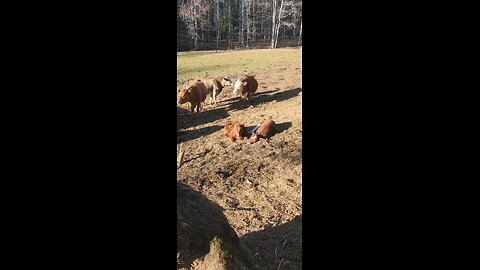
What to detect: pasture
<box><xmin>177</xmin><ymin>47</ymin><xmax>302</xmax><ymax>270</ymax></box>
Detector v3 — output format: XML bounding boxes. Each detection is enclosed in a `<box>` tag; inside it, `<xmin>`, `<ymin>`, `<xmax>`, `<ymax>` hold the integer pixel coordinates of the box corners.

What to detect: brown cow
<box><xmin>201</xmin><ymin>77</ymin><xmax>233</xmax><ymax>105</ymax></box>
<box><xmin>178</xmin><ymin>80</ymin><xmax>208</xmax><ymax>117</ymax></box>
<box><xmin>233</xmin><ymin>75</ymin><xmax>258</xmax><ymax>101</ymax></box>
<box><xmin>248</xmin><ymin>119</ymin><xmax>277</xmax><ymax>144</ymax></box>
<box><xmin>221</xmin><ymin>121</ymin><xmax>248</xmax><ymax>142</ymax></box>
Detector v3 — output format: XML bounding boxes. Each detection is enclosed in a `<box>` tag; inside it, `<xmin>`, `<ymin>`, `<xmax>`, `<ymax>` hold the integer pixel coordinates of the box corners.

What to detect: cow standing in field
<box><xmin>201</xmin><ymin>77</ymin><xmax>233</xmax><ymax>106</ymax></box>
<box><xmin>221</xmin><ymin>121</ymin><xmax>248</xmax><ymax>142</ymax></box>
<box><xmin>248</xmin><ymin>119</ymin><xmax>277</xmax><ymax>144</ymax></box>
<box><xmin>178</xmin><ymin>80</ymin><xmax>208</xmax><ymax>118</ymax></box>
<box><xmin>233</xmin><ymin>75</ymin><xmax>258</xmax><ymax>101</ymax></box>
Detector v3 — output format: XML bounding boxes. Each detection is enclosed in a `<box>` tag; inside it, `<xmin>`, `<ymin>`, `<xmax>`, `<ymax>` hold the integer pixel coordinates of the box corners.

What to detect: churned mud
<box><xmin>177</xmin><ymin>63</ymin><xmax>302</xmax><ymax>270</ymax></box>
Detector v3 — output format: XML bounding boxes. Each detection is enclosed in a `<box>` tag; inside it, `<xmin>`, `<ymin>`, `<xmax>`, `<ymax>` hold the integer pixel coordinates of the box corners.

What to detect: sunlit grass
<box><xmin>177</xmin><ymin>47</ymin><xmax>302</xmax><ymax>83</ymax></box>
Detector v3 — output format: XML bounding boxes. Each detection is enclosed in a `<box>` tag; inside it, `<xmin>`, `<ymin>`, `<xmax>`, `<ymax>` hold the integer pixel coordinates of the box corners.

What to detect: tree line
<box><xmin>177</xmin><ymin>0</ymin><xmax>302</xmax><ymax>50</ymax></box>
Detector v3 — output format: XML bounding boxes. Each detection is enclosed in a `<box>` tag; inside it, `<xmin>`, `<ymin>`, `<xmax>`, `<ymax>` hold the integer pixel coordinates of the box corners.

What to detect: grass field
<box><xmin>177</xmin><ymin>47</ymin><xmax>302</xmax><ymax>83</ymax></box>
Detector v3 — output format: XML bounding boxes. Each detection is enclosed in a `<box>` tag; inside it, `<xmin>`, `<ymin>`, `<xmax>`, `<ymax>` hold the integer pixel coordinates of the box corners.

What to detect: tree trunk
<box><xmin>298</xmin><ymin>18</ymin><xmax>302</xmax><ymax>45</ymax></box>
<box><xmin>193</xmin><ymin>5</ymin><xmax>198</xmax><ymax>50</ymax></box>
<box><xmin>274</xmin><ymin>0</ymin><xmax>284</xmax><ymax>48</ymax></box>
<box><xmin>241</xmin><ymin>0</ymin><xmax>245</xmax><ymax>47</ymax></box>
<box><xmin>216</xmin><ymin>0</ymin><xmax>220</xmax><ymax>49</ymax></box>
<box><xmin>252</xmin><ymin>0</ymin><xmax>255</xmax><ymax>42</ymax></box>
<box><xmin>261</xmin><ymin>2</ymin><xmax>264</xmax><ymax>45</ymax></box>
<box><xmin>271</xmin><ymin>0</ymin><xmax>276</xmax><ymax>48</ymax></box>
<box><xmin>228</xmin><ymin>0</ymin><xmax>231</xmax><ymax>48</ymax></box>
<box><xmin>246</xmin><ymin>0</ymin><xmax>249</xmax><ymax>48</ymax></box>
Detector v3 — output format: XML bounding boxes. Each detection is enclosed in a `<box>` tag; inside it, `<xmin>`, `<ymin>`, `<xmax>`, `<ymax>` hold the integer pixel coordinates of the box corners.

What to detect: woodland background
<box><xmin>177</xmin><ymin>0</ymin><xmax>302</xmax><ymax>51</ymax></box>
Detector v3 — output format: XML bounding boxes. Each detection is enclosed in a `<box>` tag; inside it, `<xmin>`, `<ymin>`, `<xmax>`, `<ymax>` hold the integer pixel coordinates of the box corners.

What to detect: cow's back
<box><xmin>248</xmin><ymin>76</ymin><xmax>258</xmax><ymax>93</ymax></box>
<box><xmin>184</xmin><ymin>80</ymin><xmax>208</xmax><ymax>104</ymax></box>
<box><xmin>197</xmin><ymin>82</ymin><xmax>208</xmax><ymax>102</ymax></box>
<box><xmin>257</xmin><ymin>119</ymin><xmax>276</xmax><ymax>138</ymax></box>
<box><xmin>241</xmin><ymin>75</ymin><xmax>258</xmax><ymax>94</ymax></box>
<box><xmin>202</xmin><ymin>79</ymin><xmax>215</xmax><ymax>94</ymax></box>
<box><xmin>202</xmin><ymin>78</ymin><xmax>223</xmax><ymax>95</ymax></box>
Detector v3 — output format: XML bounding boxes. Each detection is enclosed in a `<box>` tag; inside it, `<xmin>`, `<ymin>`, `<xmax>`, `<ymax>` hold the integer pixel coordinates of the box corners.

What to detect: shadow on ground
<box><xmin>221</xmin><ymin>89</ymin><xmax>279</xmax><ymax>104</ymax></box>
<box><xmin>275</xmin><ymin>122</ymin><xmax>292</xmax><ymax>134</ymax></box>
<box><xmin>177</xmin><ymin>105</ymin><xmax>229</xmax><ymax>131</ymax></box>
<box><xmin>241</xmin><ymin>215</ymin><xmax>302</xmax><ymax>270</ymax></box>
<box><xmin>253</xmin><ymin>88</ymin><xmax>301</xmax><ymax>106</ymax></box>
<box><xmin>177</xmin><ymin>125</ymin><xmax>224</xmax><ymax>144</ymax></box>
<box><xmin>225</xmin><ymin>88</ymin><xmax>301</xmax><ymax>111</ymax></box>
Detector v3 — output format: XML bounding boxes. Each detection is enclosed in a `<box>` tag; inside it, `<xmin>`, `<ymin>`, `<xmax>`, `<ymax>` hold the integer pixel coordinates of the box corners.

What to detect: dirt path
<box><xmin>177</xmin><ymin>65</ymin><xmax>302</xmax><ymax>270</ymax></box>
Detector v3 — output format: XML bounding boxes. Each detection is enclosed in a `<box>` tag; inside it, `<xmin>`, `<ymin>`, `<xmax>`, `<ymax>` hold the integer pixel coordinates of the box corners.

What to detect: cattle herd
<box><xmin>178</xmin><ymin>75</ymin><xmax>277</xmax><ymax>144</ymax></box>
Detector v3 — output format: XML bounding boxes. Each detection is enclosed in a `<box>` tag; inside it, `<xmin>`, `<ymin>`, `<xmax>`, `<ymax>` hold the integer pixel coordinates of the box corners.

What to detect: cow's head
<box><xmin>232</xmin><ymin>122</ymin><xmax>247</xmax><ymax>140</ymax></box>
<box><xmin>233</xmin><ymin>80</ymin><xmax>244</xmax><ymax>96</ymax></box>
<box><xmin>222</xmin><ymin>77</ymin><xmax>233</xmax><ymax>87</ymax></box>
<box><xmin>178</xmin><ymin>88</ymin><xmax>189</xmax><ymax>105</ymax></box>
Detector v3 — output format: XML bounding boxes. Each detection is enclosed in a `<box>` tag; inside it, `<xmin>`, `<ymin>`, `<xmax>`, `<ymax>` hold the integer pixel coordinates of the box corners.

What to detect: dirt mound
<box><xmin>177</xmin><ymin>182</ymin><xmax>254</xmax><ymax>270</ymax></box>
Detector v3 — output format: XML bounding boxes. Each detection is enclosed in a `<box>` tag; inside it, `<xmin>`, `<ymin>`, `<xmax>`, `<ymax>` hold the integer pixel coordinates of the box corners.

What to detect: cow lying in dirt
<box><xmin>248</xmin><ymin>119</ymin><xmax>277</xmax><ymax>144</ymax></box>
<box><xmin>201</xmin><ymin>77</ymin><xmax>233</xmax><ymax>105</ymax></box>
<box><xmin>178</xmin><ymin>80</ymin><xmax>208</xmax><ymax>118</ymax></box>
<box><xmin>220</xmin><ymin>121</ymin><xmax>248</xmax><ymax>142</ymax></box>
<box><xmin>221</xmin><ymin>119</ymin><xmax>277</xmax><ymax>143</ymax></box>
<box><xmin>233</xmin><ymin>75</ymin><xmax>258</xmax><ymax>101</ymax></box>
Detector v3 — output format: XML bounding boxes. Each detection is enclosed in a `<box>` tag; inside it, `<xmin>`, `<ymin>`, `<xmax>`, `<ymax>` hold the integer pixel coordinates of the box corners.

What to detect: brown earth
<box><xmin>177</xmin><ymin>65</ymin><xmax>302</xmax><ymax>270</ymax></box>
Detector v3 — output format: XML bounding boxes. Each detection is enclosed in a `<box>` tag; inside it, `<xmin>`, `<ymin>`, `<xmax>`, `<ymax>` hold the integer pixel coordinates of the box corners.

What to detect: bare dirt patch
<box><xmin>177</xmin><ymin>58</ymin><xmax>302</xmax><ymax>270</ymax></box>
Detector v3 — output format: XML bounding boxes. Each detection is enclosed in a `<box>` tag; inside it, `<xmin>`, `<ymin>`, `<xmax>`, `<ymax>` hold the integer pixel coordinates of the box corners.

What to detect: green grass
<box><xmin>177</xmin><ymin>47</ymin><xmax>302</xmax><ymax>83</ymax></box>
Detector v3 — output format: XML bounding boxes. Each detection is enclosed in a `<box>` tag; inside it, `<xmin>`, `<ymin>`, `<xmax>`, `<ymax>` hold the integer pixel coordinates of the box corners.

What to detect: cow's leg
<box><xmin>191</xmin><ymin>104</ymin><xmax>197</xmax><ymax>118</ymax></box>
<box><xmin>190</xmin><ymin>103</ymin><xmax>195</xmax><ymax>118</ymax></box>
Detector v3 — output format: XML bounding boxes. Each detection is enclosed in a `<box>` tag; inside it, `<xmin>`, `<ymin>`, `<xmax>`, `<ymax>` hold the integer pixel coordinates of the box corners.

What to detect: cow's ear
<box><xmin>241</xmin><ymin>81</ymin><xmax>248</xmax><ymax>86</ymax></box>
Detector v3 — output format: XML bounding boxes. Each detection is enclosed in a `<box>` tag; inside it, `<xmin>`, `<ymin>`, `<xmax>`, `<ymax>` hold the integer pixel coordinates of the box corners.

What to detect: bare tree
<box><xmin>239</xmin><ymin>0</ymin><xmax>245</xmax><ymax>46</ymax></box>
<box><xmin>178</xmin><ymin>0</ymin><xmax>301</xmax><ymax>51</ymax></box>
<box><xmin>215</xmin><ymin>0</ymin><xmax>221</xmax><ymax>49</ymax></box>
<box><xmin>271</xmin><ymin>0</ymin><xmax>297</xmax><ymax>48</ymax></box>
<box><xmin>271</xmin><ymin>0</ymin><xmax>277</xmax><ymax>48</ymax></box>
<box><xmin>298</xmin><ymin>17</ymin><xmax>302</xmax><ymax>45</ymax></box>
<box><xmin>228</xmin><ymin>0</ymin><xmax>232</xmax><ymax>48</ymax></box>
<box><xmin>178</xmin><ymin>0</ymin><xmax>210</xmax><ymax>50</ymax></box>
<box><xmin>245</xmin><ymin>0</ymin><xmax>251</xmax><ymax>47</ymax></box>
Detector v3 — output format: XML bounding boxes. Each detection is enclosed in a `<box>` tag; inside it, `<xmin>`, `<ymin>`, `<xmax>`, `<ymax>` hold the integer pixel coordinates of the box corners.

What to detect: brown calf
<box><xmin>249</xmin><ymin>119</ymin><xmax>277</xmax><ymax>144</ymax></box>
<box><xmin>221</xmin><ymin>121</ymin><xmax>248</xmax><ymax>142</ymax></box>
<box><xmin>178</xmin><ymin>80</ymin><xmax>208</xmax><ymax>117</ymax></box>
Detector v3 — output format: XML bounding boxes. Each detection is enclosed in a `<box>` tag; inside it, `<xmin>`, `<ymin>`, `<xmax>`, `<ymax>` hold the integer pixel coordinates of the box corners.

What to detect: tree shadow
<box><xmin>177</xmin><ymin>105</ymin><xmax>229</xmax><ymax>131</ymax></box>
<box><xmin>177</xmin><ymin>106</ymin><xmax>190</xmax><ymax>116</ymax></box>
<box><xmin>224</xmin><ymin>88</ymin><xmax>301</xmax><ymax>112</ymax></box>
<box><xmin>240</xmin><ymin>215</ymin><xmax>302</xmax><ymax>269</ymax></box>
<box><xmin>252</xmin><ymin>87</ymin><xmax>302</xmax><ymax>106</ymax></box>
<box><xmin>220</xmin><ymin>89</ymin><xmax>280</xmax><ymax>104</ymax></box>
<box><xmin>177</xmin><ymin>125</ymin><xmax>224</xmax><ymax>144</ymax></box>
